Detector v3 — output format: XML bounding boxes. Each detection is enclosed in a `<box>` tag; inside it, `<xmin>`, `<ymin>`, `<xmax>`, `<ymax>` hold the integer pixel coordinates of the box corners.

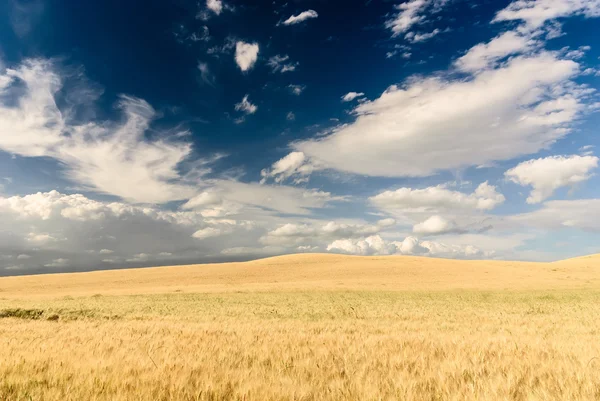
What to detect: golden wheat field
<box><xmin>1</xmin><ymin>254</ymin><xmax>600</xmax><ymax>401</ymax></box>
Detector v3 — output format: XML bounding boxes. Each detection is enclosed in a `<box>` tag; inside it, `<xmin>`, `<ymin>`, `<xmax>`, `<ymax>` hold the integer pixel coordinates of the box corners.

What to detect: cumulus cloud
<box><xmin>327</xmin><ymin>235</ymin><xmax>397</xmax><ymax>255</ymax></box>
<box><xmin>0</xmin><ymin>190</ymin><xmax>259</xmax><ymax>273</ymax></box>
<box><xmin>235</xmin><ymin>95</ymin><xmax>258</xmax><ymax>115</ymax></box>
<box><xmin>281</xmin><ymin>10</ymin><xmax>318</xmax><ymax>25</ymax></box>
<box><xmin>413</xmin><ymin>215</ymin><xmax>461</xmax><ymax>235</ymax></box>
<box><xmin>206</xmin><ymin>0</ymin><xmax>223</xmax><ymax>15</ymax></box>
<box><xmin>370</xmin><ymin>182</ymin><xmax>505</xmax><ymax>212</ymax></box>
<box><xmin>326</xmin><ymin>234</ymin><xmax>491</xmax><ymax>259</ymax></box>
<box><xmin>267</xmin><ymin>55</ymin><xmax>298</xmax><ymax>73</ymax></box>
<box><xmin>341</xmin><ymin>92</ymin><xmax>365</xmax><ymax>102</ymax></box>
<box><xmin>0</xmin><ymin>186</ymin><xmax>351</xmax><ymax>274</ymax></box>
<box><xmin>396</xmin><ymin>236</ymin><xmax>429</xmax><ymax>255</ymax></box>
<box><xmin>235</xmin><ymin>41</ymin><xmax>259</xmax><ymax>72</ymax></box>
<box><xmin>505</xmin><ymin>155</ymin><xmax>598</xmax><ymax>203</ymax></box>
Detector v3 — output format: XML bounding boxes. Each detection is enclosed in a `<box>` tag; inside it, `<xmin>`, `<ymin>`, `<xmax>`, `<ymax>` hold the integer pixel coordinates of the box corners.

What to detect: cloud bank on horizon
<box><xmin>0</xmin><ymin>0</ymin><xmax>599</xmax><ymax>274</ymax></box>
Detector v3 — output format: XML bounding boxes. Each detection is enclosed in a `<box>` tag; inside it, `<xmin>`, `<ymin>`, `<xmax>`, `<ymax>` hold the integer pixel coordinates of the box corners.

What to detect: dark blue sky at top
<box><xmin>1</xmin><ymin>0</ymin><xmax>600</xmax><ymax>204</ymax></box>
<box><xmin>0</xmin><ymin>0</ymin><xmax>508</xmax><ymax>172</ymax></box>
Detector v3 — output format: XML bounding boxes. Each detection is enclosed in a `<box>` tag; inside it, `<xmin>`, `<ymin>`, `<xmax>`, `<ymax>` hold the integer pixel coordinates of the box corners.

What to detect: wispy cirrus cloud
<box><xmin>267</xmin><ymin>55</ymin><xmax>298</xmax><ymax>73</ymax></box>
<box><xmin>0</xmin><ymin>59</ymin><xmax>198</xmax><ymax>204</ymax></box>
<box><xmin>234</xmin><ymin>95</ymin><xmax>257</xmax><ymax>115</ymax></box>
<box><xmin>281</xmin><ymin>10</ymin><xmax>318</xmax><ymax>26</ymax></box>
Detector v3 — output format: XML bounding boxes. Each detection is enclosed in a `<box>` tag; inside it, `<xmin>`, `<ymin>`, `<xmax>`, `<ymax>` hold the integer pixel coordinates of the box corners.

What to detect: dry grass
<box><xmin>0</xmin><ymin>254</ymin><xmax>599</xmax><ymax>400</ymax></box>
<box><xmin>1</xmin><ymin>253</ymin><xmax>599</xmax><ymax>299</ymax></box>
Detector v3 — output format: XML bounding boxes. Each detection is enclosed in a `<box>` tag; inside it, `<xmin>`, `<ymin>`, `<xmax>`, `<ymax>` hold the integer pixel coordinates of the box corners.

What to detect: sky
<box><xmin>0</xmin><ymin>0</ymin><xmax>600</xmax><ymax>275</ymax></box>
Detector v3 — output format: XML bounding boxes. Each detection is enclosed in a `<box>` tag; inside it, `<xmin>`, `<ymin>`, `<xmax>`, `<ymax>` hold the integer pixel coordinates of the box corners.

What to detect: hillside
<box><xmin>1</xmin><ymin>253</ymin><xmax>599</xmax><ymax>299</ymax></box>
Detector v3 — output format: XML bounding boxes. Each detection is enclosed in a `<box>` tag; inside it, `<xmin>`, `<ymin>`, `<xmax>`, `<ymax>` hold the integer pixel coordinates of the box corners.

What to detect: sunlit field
<box><xmin>1</xmin><ymin>254</ymin><xmax>599</xmax><ymax>401</ymax></box>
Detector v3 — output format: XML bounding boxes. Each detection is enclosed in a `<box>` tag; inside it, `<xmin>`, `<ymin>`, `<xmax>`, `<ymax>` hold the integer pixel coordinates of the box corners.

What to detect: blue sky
<box><xmin>0</xmin><ymin>0</ymin><xmax>600</xmax><ymax>275</ymax></box>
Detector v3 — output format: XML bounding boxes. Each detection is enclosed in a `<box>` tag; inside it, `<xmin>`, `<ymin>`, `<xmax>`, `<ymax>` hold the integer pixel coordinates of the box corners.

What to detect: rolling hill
<box><xmin>1</xmin><ymin>253</ymin><xmax>599</xmax><ymax>299</ymax></box>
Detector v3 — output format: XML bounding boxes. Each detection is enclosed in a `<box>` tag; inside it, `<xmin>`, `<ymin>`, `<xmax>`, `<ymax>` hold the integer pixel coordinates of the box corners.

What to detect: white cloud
<box><xmin>288</xmin><ymin>84</ymin><xmax>306</xmax><ymax>95</ymax></box>
<box><xmin>413</xmin><ymin>215</ymin><xmax>460</xmax><ymax>235</ymax></box>
<box><xmin>455</xmin><ymin>31</ymin><xmax>537</xmax><ymax>72</ymax></box>
<box><xmin>126</xmin><ymin>253</ymin><xmax>149</xmax><ymax>263</ymax></box>
<box><xmin>26</xmin><ymin>233</ymin><xmax>56</xmax><ymax>243</ymax></box>
<box><xmin>260</xmin><ymin>152</ymin><xmax>319</xmax><ymax>184</ymax></box>
<box><xmin>327</xmin><ymin>235</ymin><xmax>397</xmax><ymax>255</ymax></box>
<box><xmin>493</xmin><ymin>0</ymin><xmax>600</xmax><ymax>30</ymax></box>
<box><xmin>396</xmin><ymin>236</ymin><xmax>429</xmax><ymax>255</ymax></box>
<box><xmin>505</xmin><ymin>155</ymin><xmax>598</xmax><ymax>203</ymax></box>
<box><xmin>326</xmin><ymin>234</ymin><xmax>491</xmax><ymax>259</ymax></box>
<box><xmin>295</xmin><ymin>51</ymin><xmax>584</xmax><ymax>177</ymax></box>
<box><xmin>0</xmin><ymin>189</ymin><xmax>265</xmax><ymax>272</ymax></box>
<box><xmin>341</xmin><ymin>92</ymin><xmax>365</xmax><ymax>102</ymax></box>
<box><xmin>512</xmin><ymin>198</ymin><xmax>600</xmax><ymax>232</ymax></box>
<box><xmin>544</xmin><ymin>20</ymin><xmax>565</xmax><ymax>38</ymax></box>
<box><xmin>370</xmin><ymin>182</ymin><xmax>505</xmax><ymax>212</ymax></box>
<box><xmin>192</xmin><ymin>227</ymin><xmax>224</xmax><ymax>239</ymax></box>
<box><xmin>286</xmin><ymin>112</ymin><xmax>296</xmax><ymax>121</ymax></box>
<box><xmin>182</xmin><ymin>180</ymin><xmax>342</xmax><ymax>216</ymax></box>
<box><xmin>16</xmin><ymin>254</ymin><xmax>30</xmax><ymax>260</ymax></box>
<box><xmin>281</xmin><ymin>10</ymin><xmax>318</xmax><ymax>25</ymax></box>
<box><xmin>261</xmin><ymin>219</ymin><xmax>395</xmax><ymax>248</ymax></box>
<box><xmin>267</xmin><ymin>55</ymin><xmax>298</xmax><ymax>73</ymax></box>
<box><xmin>44</xmin><ymin>258</ymin><xmax>69</xmax><ymax>267</ymax></box>
<box><xmin>234</xmin><ymin>41</ymin><xmax>259</xmax><ymax>72</ymax></box>
<box><xmin>235</xmin><ymin>95</ymin><xmax>257</xmax><ymax>115</ymax></box>
<box><xmin>417</xmin><ymin>240</ymin><xmax>486</xmax><ymax>258</ymax></box>
<box><xmin>0</xmin><ymin>59</ymin><xmax>198</xmax><ymax>204</ymax></box>
<box><xmin>564</xmin><ymin>45</ymin><xmax>591</xmax><ymax>59</ymax></box>
<box><xmin>385</xmin><ymin>0</ymin><xmax>430</xmax><ymax>36</ymax></box>
<box><xmin>405</xmin><ymin>28</ymin><xmax>441</xmax><ymax>43</ymax></box>
<box><xmin>206</xmin><ymin>0</ymin><xmax>223</xmax><ymax>15</ymax></box>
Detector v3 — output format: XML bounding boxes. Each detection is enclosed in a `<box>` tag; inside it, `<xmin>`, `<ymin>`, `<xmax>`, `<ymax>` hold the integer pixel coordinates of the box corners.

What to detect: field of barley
<box><xmin>1</xmin><ymin>253</ymin><xmax>600</xmax><ymax>401</ymax></box>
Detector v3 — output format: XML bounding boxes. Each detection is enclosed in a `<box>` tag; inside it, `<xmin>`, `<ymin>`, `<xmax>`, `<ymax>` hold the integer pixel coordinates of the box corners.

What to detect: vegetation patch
<box><xmin>0</xmin><ymin>307</ymin><xmax>121</xmax><ymax>321</ymax></box>
<box><xmin>0</xmin><ymin>308</ymin><xmax>45</xmax><ymax>320</ymax></box>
